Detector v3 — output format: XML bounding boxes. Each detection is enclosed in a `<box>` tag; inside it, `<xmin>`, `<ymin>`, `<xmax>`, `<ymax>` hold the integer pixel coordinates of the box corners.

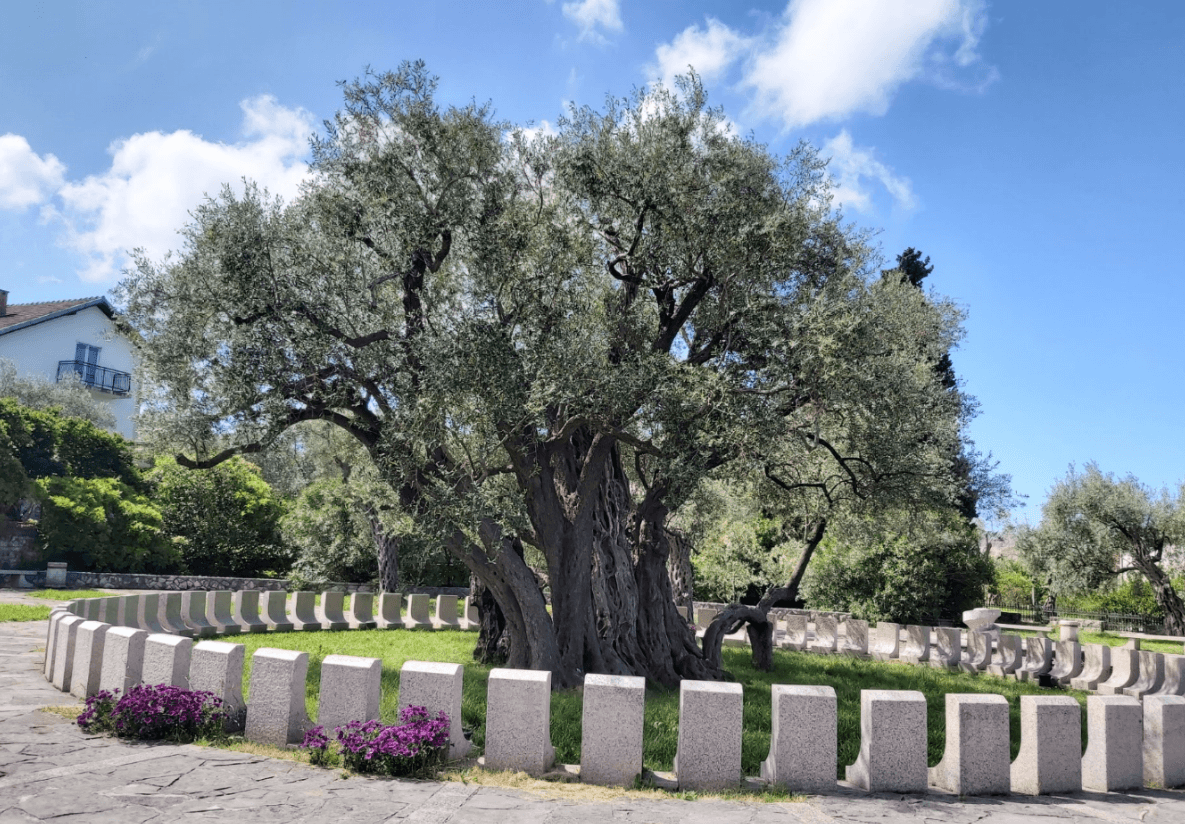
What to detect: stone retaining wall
<box><xmin>41</xmin><ymin>591</ymin><xmax>1185</xmax><ymax>796</ymax></box>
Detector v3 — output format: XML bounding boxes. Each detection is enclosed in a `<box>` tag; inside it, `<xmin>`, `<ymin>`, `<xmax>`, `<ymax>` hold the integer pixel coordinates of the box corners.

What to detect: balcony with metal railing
<box><xmin>56</xmin><ymin>360</ymin><xmax>132</xmax><ymax>396</ymax></box>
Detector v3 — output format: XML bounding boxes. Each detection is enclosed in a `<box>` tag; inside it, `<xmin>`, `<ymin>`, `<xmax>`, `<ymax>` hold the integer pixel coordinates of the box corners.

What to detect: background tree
<box><xmin>147</xmin><ymin>456</ymin><xmax>290</xmax><ymax>578</ymax></box>
<box><xmin>117</xmin><ymin>64</ymin><xmax>988</xmax><ymax>687</ymax></box>
<box><xmin>1016</xmin><ymin>462</ymin><xmax>1185</xmax><ymax>634</ymax></box>
<box><xmin>0</xmin><ymin>358</ymin><xmax>117</xmax><ymax>432</ymax></box>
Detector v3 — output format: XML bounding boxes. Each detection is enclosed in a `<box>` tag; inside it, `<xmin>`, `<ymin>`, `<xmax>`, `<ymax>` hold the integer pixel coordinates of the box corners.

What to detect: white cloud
<box><xmin>50</xmin><ymin>95</ymin><xmax>314</xmax><ymax>283</ymax></box>
<box><xmin>649</xmin><ymin>0</ymin><xmax>995</xmax><ymax>130</ymax></box>
<box><xmin>563</xmin><ymin>0</ymin><xmax>623</xmax><ymax>42</ymax></box>
<box><xmin>36</xmin><ymin>275</ymin><xmax>63</xmax><ymax>284</ymax></box>
<box><xmin>822</xmin><ymin>130</ymin><xmax>916</xmax><ymax>213</ymax></box>
<box><xmin>743</xmin><ymin>0</ymin><xmax>993</xmax><ymax>128</ymax></box>
<box><xmin>651</xmin><ymin>18</ymin><xmax>752</xmax><ymax>91</ymax></box>
<box><xmin>0</xmin><ymin>134</ymin><xmax>66</xmax><ymax>210</ymax></box>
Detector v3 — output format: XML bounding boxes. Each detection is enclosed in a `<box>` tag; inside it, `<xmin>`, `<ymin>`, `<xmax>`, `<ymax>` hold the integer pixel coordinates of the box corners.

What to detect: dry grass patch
<box><xmin>40</xmin><ymin>705</ymin><xmax>82</xmax><ymax>721</ymax></box>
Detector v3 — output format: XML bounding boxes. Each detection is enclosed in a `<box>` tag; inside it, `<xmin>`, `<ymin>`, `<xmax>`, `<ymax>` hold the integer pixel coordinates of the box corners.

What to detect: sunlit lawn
<box><xmin>1010</xmin><ymin>625</ymin><xmax>1183</xmax><ymax>655</ymax></box>
<box><xmin>0</xmin><ymin>604</ymin><xmax>52</xmax><ymax>622</ymax></box>
<box><xmin>235</xmin><ymin>628</ymin><xmax>1089</xmax><ymax>777</ymax></box>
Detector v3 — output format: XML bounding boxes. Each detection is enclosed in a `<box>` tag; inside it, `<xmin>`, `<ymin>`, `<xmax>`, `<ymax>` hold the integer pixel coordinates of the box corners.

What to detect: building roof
<box><xmin>0</xmin><ymin>297</ymin><xmax>115</xmax><ymax>337</ymax></box>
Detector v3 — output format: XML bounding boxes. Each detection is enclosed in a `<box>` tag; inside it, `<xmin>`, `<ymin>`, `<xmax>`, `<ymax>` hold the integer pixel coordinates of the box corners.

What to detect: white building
<box><xmin>0</xmin><ymin>290</ymin><xmax>138</xmax><ymax>440</ymax></box>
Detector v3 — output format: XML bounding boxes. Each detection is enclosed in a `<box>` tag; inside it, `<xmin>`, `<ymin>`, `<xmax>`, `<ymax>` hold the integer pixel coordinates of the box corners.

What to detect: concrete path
<box><xmin>3</xmin><ymin>618</ymin><xmax>1185</xmax><ymax>823</ymax></box>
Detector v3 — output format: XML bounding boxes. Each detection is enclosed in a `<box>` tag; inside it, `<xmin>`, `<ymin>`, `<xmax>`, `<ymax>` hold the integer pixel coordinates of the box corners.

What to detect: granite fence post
<box><xmin>263</xmin><ymin>590</ymin><xmax>295</xmax><ymax>633</ymax></box>
<box><xmin>291</xmin><ymin>592</ymin><xmax>323</xmax><ymax>631</ymax></box>
<box><xmin>1151</xmin><ymin>654</ymin><xmax>1185</xmax><ymax>697</ymax></box>
<box><xmin>929</xmin><ymin>693</ymin><xmax>1010</xmax><ymax>796</ymax></box>
<box><xmin>1081</xmin><ymin>695</ymin><xmax>1142</xmax><ymax>792</ymax></box>
<box><xmin>119</xmin><ymin>595</ymin><xmax>140</xmax><ymax>631</ymax></box>
<box><xmin>1010</xmin><ymin>695</ymin><xmax>1081</xmax><ymax>795</ymax></box>
<box><xmin>1097</xmin><ymin>647</ymin><xmax>1140</xmax><ymax>695</ymax></box>
<box><xmin>316</xmin><ymin>654</ymin><xmax>382</xmax><ymax>733</ymax></box>
<box><xmin>375</xmin><ymin>592</ymin><xmax>403</xmax><ymax>629</ymax></box>
<box><xmin>674</xmin><ymin>680</ymin><xmax>744</xmax><ymax>791</ymax></box>
<box><xmin>245</xmin><ymin>648</ymin><xmax>312</xmax><ymax>747</ymax></box>
<box><xmin>461</xmin><ymin>597</ymin><xmax>480</xmax><ymax>631</ymax></box>
<box><xmin>160</xmin><ymin>592</ymin><xmax>195</xmax><ymax>637</ymax></box>
<box><xmin>1144</xmin><ymin>695</ymin><xmax>1185</xmax><ymax>789</ymax></box>
<box><xmin>899</xmin><ymin>625</ymin><xmax>931</xmax><ymax>665</ymax></box>
<box><xmin>434</xmin><ymin>594</ymin><xmax>460</xmax><ymax>629</ymax></box>
<box><xmin>51</xmin><ymin>615</ymin><xmax>83</xmax><ymax>692</ymax></box>
<box><xmin>483</xmin><ymin>668</ymin><xmax>554</xmax><ymax>774</ymax></box>
<box><xmin>580</xmin><ymin>673</ymin><xmax>645</xmax><ymax>786</ymax></box>
<box><xmin>403</xmin><ymin>593</ymin><xmax>433</xmax><ymax>629</ymax></box>
<box><xmin>317</xmin><ymin>591</ymin><xmax>350</xmax><ymax>631</ymax></box>
<box><xmin>99</xmin><ymin>626</ymin><xmax>147</xmax><ymax>695</ymax></box>
<box><xmin>960</xmin><ymin>631</ymin><xmax>992</xmax><ymax>673</ymax></box>
<box><xmin>69</xmin><ymin>620</ymin><xmax>109</xmax><ymax>699</ymax></box>
<box><xmin>760</xmin><ymin>684</ymin><xmax>836</xmax><ymax>794</ymax></box>
<box><xmin>930</xmin><ymin>627</ymin><xmax>962</xmax><ymax>669</ymax></box>
<box><xmin>142</xmin><ymin>633</ymin><xmax>192</xmax><ymax>688</ymax></box>
<box><xmin>190</xmin><ymin>641</ymin><xmax>247</xmax><ymax>731</ymax></box>
<box><xmin>777</xmin><ymin>615</ymin><xmax>808</xmax><ymax>651</ymax></box>
<box><xmin>97</xmin><ymin>596</ymin><xmax>120</xmax><ymax>624</ymax></box>
<box><xmin>234</xmin><ymin>590</ymin><xmax>270</xmax><ymax>633</ymax></box>
<box><xmin>399</xmin><ymin>661</ymin><xmax>472</xmax><ymax>759</ymax></box>
<box><xmin>838</xmin><ymin>619</ymin><xmax>869</xmax><ymax>657</ymax></box>
<box><xmin>844</xmin><ymin>690</ymin><xmax>928</xmax><ymax>793</ymax></box>
<box><xmin>696</xmin><ymin>607</ymin><xmax>718</xmax><ymax>630</ymax></box>
<box><xmin>987</xmin><ymin>634</ymin><xmax>1022</xmax><ymax>678</ymax></box>
<box><xmin>869</xmin><ymin>622</ymin><xmax>900</xmax><ymax>661</ymax></box>
<box><xmin>1049</xmin><ymin>640</ymin><xmax>1083</xmax><ymax>686</ymax></box>
<box><xmin>43</xmin><ymin>610</ymin><xmax>68</xmax><ymax>680</ymax></box>
<box><xmin>181</xmin><ymin>591</ymin><xmax>218</xmax><ymax>638</ymax></box>
<box><xmin>1070</xmin><ymin>644</ymin><xmax>1112</xmax><ymax>691</ymax></box>
<box><xmin>137</xmin><ymin>593</ymin><xmax>167</xmax><ymax>635</ymax></box>
<box><xmin>207</xmin><ymin>591</ymin><xmax>243</xmax><ymax>635</ymax></box>
<box><xmin>83</xmin><ymin>599</ymin><xmax>100</xmax><ymax>621</ymax></box>
<box><xmin>347</xmin><ymin>592</ymin><xmax>377</xmax><ymax>629</ymax></box>
<box><xmin>1123</xmin><ymin>651</ymin><xmax>1166</xmax><ymax>698</ymax></box>
<box><xmin>1015</xmin><ymin>636</ymin><xmax>1053</xmax><ymax>682</ymax></box>
<box><xmin>809</xmin><ymin>615</ymin><xmax>838</xmax><ymax>654</ymax></box>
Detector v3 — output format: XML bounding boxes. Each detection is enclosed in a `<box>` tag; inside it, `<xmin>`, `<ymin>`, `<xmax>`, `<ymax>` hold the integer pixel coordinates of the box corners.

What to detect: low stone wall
<box><xmin>44</xmin><ymin>591</ymin><xmax>1185</xmax><ymax>796</ymax></box>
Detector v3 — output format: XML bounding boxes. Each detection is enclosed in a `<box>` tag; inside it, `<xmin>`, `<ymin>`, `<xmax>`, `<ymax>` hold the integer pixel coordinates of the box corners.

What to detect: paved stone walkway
<box><xmin>4</xmin><ymin>616</ymin><xmax>1185</xmax><ymax>822</ymax></box>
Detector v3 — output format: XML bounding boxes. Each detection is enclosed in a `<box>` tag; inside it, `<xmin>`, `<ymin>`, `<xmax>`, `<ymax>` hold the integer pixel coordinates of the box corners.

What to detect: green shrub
<box><xmin>35</xmin><ymin>476</ymin><xmax>180</xmax><ymax>573</ymax></box>
<box><xmin>147</xmin><ymin>456</ymin><xmax>292</xmax><ymax>578</ymax></box>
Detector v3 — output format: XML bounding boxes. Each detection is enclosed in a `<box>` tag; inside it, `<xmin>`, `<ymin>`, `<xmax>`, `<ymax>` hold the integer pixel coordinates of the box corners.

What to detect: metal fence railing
<box><xmin>996</xmin><ymin>601</ymin><xmax>1165</xmax><ymax>634</ymax></box>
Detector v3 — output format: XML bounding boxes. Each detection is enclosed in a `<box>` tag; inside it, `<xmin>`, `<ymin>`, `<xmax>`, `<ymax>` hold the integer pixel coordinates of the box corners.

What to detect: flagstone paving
<box><xmin>3</xmin><ymin>611</ymin><xmax>1185</xmax><ymax>822</ymax></box>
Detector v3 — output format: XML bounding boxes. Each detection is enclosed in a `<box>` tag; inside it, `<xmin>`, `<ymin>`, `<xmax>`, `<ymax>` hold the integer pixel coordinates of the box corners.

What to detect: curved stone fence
<box><xmin>39</xmin><ymin>591</ymin><xmax>1185</xmax><ymax>794</ymax></box>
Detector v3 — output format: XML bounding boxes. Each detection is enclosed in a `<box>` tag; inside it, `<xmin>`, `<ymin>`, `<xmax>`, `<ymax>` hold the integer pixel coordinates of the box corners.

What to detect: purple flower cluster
<box><xmin>77</xmin><ymin>684</ymin><xmax>228</xmax><ymax>743</ymax></box>
<box><xmin>299</xmin><ymin>706</ymin><xmax>450</xmax><ymax>778</ymax></box>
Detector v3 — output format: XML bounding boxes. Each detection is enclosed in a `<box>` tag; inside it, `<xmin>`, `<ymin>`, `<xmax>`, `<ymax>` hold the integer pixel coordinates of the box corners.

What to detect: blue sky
<box><xmin>2</xmin><ymin>1</ymin><xmax>1182</xmax><ymax>524</ymax></box>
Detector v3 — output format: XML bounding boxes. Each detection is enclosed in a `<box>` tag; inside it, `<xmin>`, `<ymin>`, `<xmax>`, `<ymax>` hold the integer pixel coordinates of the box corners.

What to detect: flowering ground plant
<box><xmin>77</xmin><ymin>684</ymin><xmax>228</xmax><ymax>743</ymax></box>
<box><xmin>300</xmin><ymin>706</ymin><xmax>450</xmax><ymax>778</ymax></box>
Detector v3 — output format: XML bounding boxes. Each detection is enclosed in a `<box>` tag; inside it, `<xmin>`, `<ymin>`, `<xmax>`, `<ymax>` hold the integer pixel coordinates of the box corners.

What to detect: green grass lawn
<box><xmin>0</xmin><ymin>604</ymin><xmax>52</xmax><ymax>622</ymax></box>
<box><xmin>25</xmin><ymin>589</ymin><xmax>116</xmax><ymax>601</ymax></box>
<box><xmin>235</xmin><ymin>629</ymin><xmax>1090</xmax><ymax>777</ymax></box>
<box><xmin>1010</xmin><ymin>625</ymin><xmax>1183</xmax><ymax>655</ymax></box>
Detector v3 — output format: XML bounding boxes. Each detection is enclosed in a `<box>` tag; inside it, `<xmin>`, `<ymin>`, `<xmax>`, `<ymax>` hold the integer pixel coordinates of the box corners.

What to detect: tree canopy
<box><xmin>116</xmin><ymin>64</ymin><xmax>988</xmax><ymax>686</ymax></box>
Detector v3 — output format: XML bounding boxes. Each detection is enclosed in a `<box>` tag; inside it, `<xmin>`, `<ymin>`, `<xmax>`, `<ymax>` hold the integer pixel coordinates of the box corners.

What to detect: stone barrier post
<box><xmin>43</xmin><ymin>609</ymin><xmax>68</xmax><ymax>679</ymax></box>
<box><xmin>1048</xmin><ymin>640</ymin><xmax>1083</xmax><ymax>686</ymax></box>
<box><xmin>930</xmin><ymin>627</ymin><xmax>962</xmax><ymax>669</ymax></box>
<box><xmin>375</xmin><ymin>592</ymin><xmax>403</xmax><ymax>629</ymax></box>
<box><xmin>1097</xmin><ymin>647</ymin><xmax>1140</xmax><ymax>695</ymax></box>
<box><xmin>245</xmin><ymin>648</ymin><xmax>311</xmax><ymax>747</ymax></box>
<box><xmin>869</xmin><ymin>622</ymin><xmax>900</xmax><ymax>661</ymax></box>
<box><xmin>838</xmin><ymin>619</ymin><xmax>869</xmax><ymax>657</ymax></box>
<box><xmin>434</xmin><ymin>594</ymin><xmax>460</xmax><ymax>629</ymax></box>
<box><xmin>483</xmin><ymin>668</ymin><xmax>554</xmax><ymax>774</ymax></box>
<box><xmin>181</xmin><ymin>591</ymin><xmax>218</xmax><ymax>638</ymax></box>
<box><xmin>1015</xmin><ymin>636</ymin><xmax>1052</xmax><ymax>682</ymax></box>
<box><xmin>190</xmin><ymin>641</ymin><xmax>247</xmax><ymax>731</ymax></box>
<box><xmin>100</xmin><ymin>626</ymin><xmax>147</xmax><ymax>695</ymax></box>
<box><xmin>159</xmin><ymin>592</ymin><xmax>194</xmax><ymax>636</ymax></box>
<box><xmin>960</xmin><ymin>631</ymin><xmax>992</xmax><ymax>673</ymax></box>
<box><xmin>1151</xmin><ymin>654</ymin><xmax>1185</xmax><ymax>697</ymax></box>
<box><xmin>929</xmin><ymin>693</ymin><xmax>1010</xmax><ymax>796</ymax></box>
<box><xmin>1070</xmin><ymin>644</ymin><xmax>1112</xmax><ymax>691</ymax></box>
<box><xmin>1144</xmin><ymin>695</ymin><xmax>1185</xmax><ymax>789</ymax></box>
<box><xmin>404</xmin><ymin>593</ymin><xmax>433</xmax><ymax>629</ymax></box>
<box><xmin>1123</xmin><ymin>651</ymin><xmax>1166</xmax><ymax>698</ymax></box>
<box><xmin>809</xmin><ymin>615</ymin><xmax>838</xmax><ymax>654</ymax></box>
<box><xmin>461</xmin><ymin>597</ymin><xmax>480</xmax><ymax>631</ymax></box>
<box><xmin>235</xmin><ymin>590</ymin><xmax>270</xmax><ymax>633</ymax></box>
<box><xmin>760</xmin><ymin>684</ymin><xmax>836</xmax><ymax>794</ymax></box>
<box><xmin>136</xmin><ymin>594</ymin><xmax>168</xmax><ymax>635</ymax></box>
<box><xmin>580</xmin><ymin>674</ymin><xmax>645</xmax><ymax>787</ymax></box>
<box><xmin>291</xmin><ymin>592</ymin><xmax>323</xmax><ymax>631</ymax></box>
<box><xmin>399</xmin><ymin>661</ymin><xmax>471</xmax><ymax>759</ymax></box>
<box><xmin>84</xmin><ymin>599</ymin><xmax>101</xmax><ymax>621</ymax></box>
<box><xmin>208</xmin><ymin>591</ymin><xmax>243</xmax><ymax>635</ymax></box>
<box><xmin>987</xmin><ymin>634</ymin><xmax>1022</xmax><ymax>677</ymax></box>
<box><xmin>674</xmin><ymin>680</ymin><xmax>744</xmax><ymax>791</ymax></box>
<box><xmin>845</xmin><ymin>690</ymin><xmax>928</xmax><ymax>793</ymax></box>
<box><xmin>1010</xmin><ymin>695</ymin><xmax>1081</xmax><ymax>795</ymax></box>
<box><xmin>777</xmin><ymin>615</ymin><xmax>807</xmax><ymax>650</ymax></box>
<box><xmin>317</xmin><ymin>654</ymin><xmax>382</xmax><ymax>733</ymax></box>
<box><xmin>696</xmin><ymin>607</ymin><xmax>718</xmax><ymax>630</ymax></box>
<box><xmin>899</xmin><ymin>625</ymin><xmax>931</xmax><ymax>665</ymax></box>
<box><xmin>118</xmin><ymin>595</ymin><xmax>139</xmax><ymax>631</ymax></box>
<box><xmin>51</xmin><ymin>615</ymin><xmax>83</xmax><ymax>692</ymax></box>
<box><xmin>142</xmin><ymin>633</ymin><xmax>192</xmax><ymax>688</ymax></box>
<box><xmin>347</xmin><ymin>592</ymin><xmax>377</xmax><ymax>629</ymax></box>
<box><xmin>1081</xmin><ymin>695</ymin><xmax>1142</xmax><ymax>792</ymax></box>
<box><xmin>317</xmin><ymin>591</ymin><xmax>350</xmax><ymax>631</ymax></box>
<box><xmin>69</xmin><ymin>620</ymin><xmax>109</xmax><ymax>699</ymax></box>
<box><xmin>97</xmin><ymin>597</ymin><xmax>120</xmax><ymax>624</ymax></box>
<box><xmin>263</xmin><ymin>590</ymin><xmax>295</xmax><ymax>632</ymax></box>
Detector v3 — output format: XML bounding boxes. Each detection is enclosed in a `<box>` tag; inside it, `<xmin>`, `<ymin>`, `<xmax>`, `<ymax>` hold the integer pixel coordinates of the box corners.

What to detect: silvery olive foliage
<box><xmin>115</xmin><ymin>63</ymin><xmax>983</xmax><ymax>684</ymax></box>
